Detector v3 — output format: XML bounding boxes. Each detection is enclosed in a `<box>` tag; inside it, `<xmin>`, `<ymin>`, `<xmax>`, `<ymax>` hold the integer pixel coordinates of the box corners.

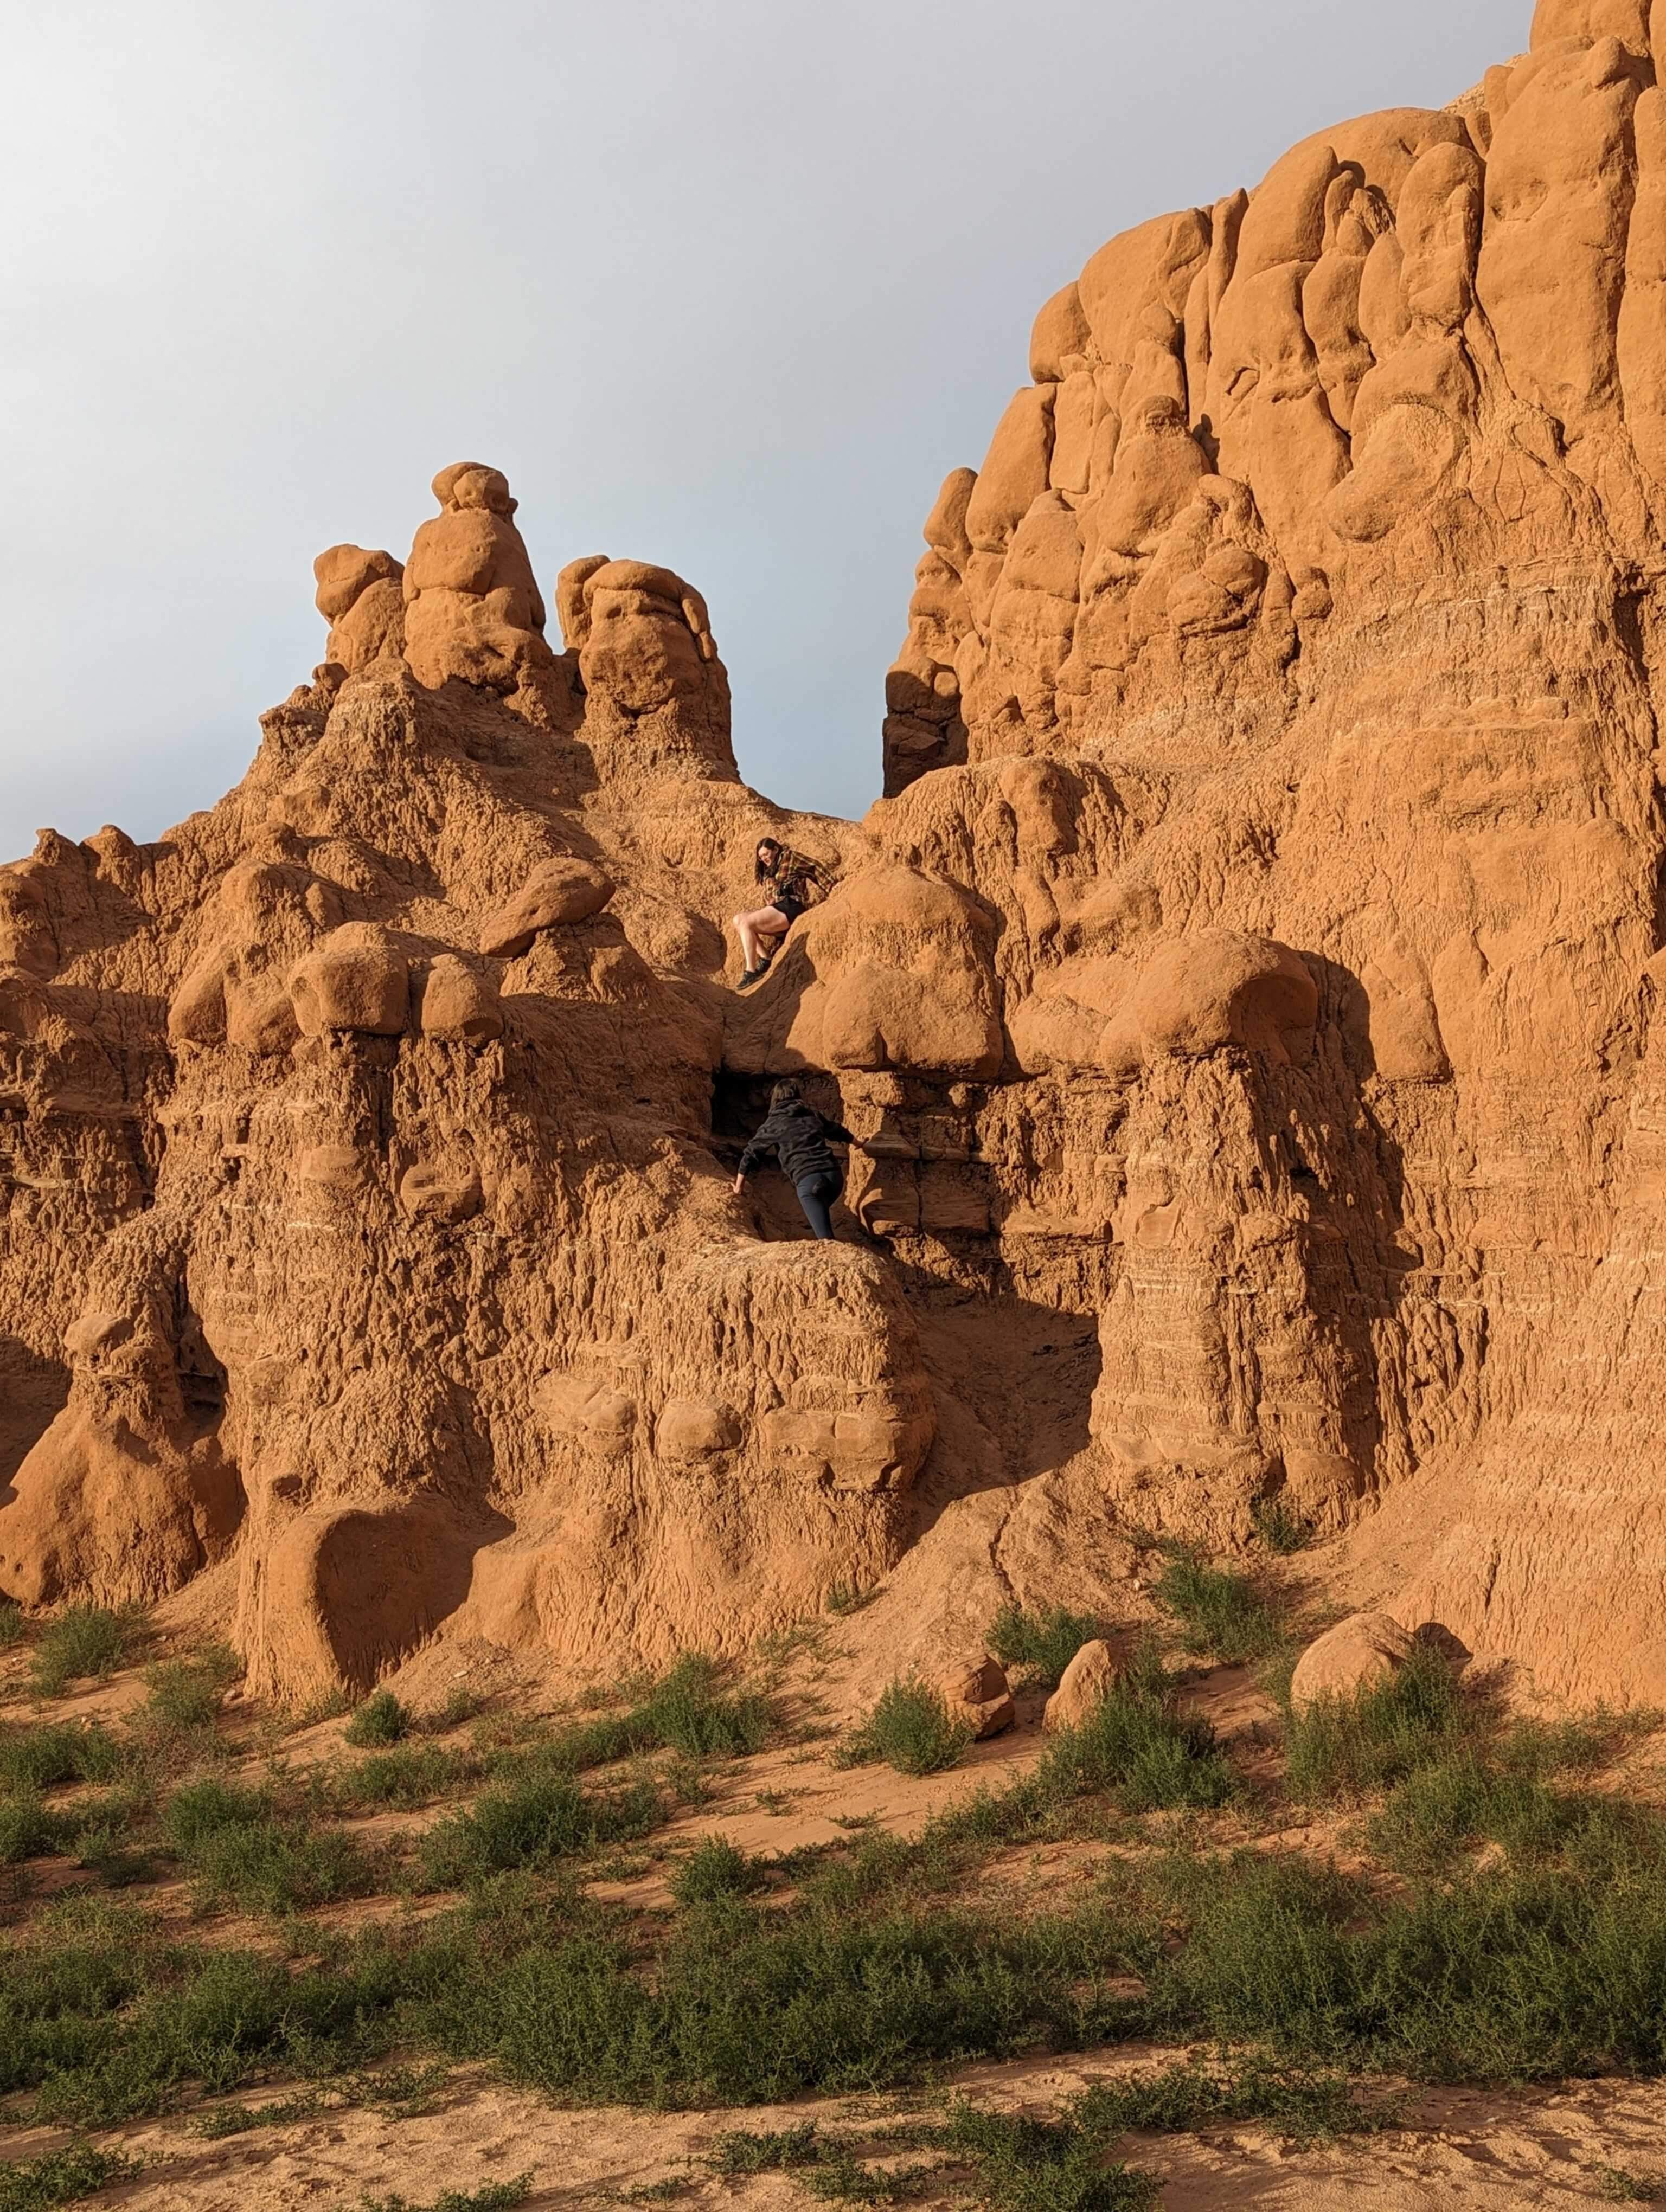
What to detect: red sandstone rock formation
<box><xmin>8</xmin><ymin>0</ymin><xmax>1666</xmax><ymax>1706</ymax></box>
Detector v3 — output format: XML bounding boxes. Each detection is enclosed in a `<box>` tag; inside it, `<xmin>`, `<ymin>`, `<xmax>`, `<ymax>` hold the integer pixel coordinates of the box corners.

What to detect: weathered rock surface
<box><xmin>1289</xmin><ymin>1611</ymin><xmax>1417</xmax><ymax>1712</ymax></box>
<box><xmin>10</xmin><ymin>1</ymin><xmax>1666</xmax><ymax>1708</ymax></box>
<box><xmin>1043</xmin><ymin>1638</ymin><xmax>1125</xmax><ymax>1731</ymax></box>
<box><xmin>934</xmin><ymin>1652</ymin><xmax>1017</xmax><ymax>1739</ymax></box>
<box><xmin>860</xmin><ymin>1</ymin><xmax>1666</xmax><ymax>1706</ymax></box>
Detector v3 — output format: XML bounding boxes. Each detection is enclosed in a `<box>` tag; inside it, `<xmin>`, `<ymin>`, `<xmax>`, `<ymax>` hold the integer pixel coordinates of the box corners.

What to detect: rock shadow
<box><xmin>0</xmin><ymin>1337</ymin><xmax>69</xmax><ymax>1509</ymax></box>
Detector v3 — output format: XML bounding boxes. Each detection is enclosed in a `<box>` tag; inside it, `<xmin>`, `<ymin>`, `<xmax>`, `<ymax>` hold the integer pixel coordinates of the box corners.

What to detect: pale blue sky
<box><xmin>1</xmin><ymin>0</ymin><xmax>1530</xmax><ymax>858</ymax></box>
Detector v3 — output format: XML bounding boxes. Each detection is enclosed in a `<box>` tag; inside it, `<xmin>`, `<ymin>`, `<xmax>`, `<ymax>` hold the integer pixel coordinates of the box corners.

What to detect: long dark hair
<box><xmin>754</xmin><ymin>837</ymin><xmax>783</xmax><ymax>882</ymax></box>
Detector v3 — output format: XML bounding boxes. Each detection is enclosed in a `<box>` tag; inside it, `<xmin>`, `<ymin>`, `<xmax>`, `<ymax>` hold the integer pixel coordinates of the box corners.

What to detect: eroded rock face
<box><xmin>850</xmin><ymin>0</ymin><xmax>1666</xmax><ymax>1701</ymax></box>
<box><xmin>12</xmin><ymin>3</ymin><xmax>1666</xmax><ymax>1708</ymax></box>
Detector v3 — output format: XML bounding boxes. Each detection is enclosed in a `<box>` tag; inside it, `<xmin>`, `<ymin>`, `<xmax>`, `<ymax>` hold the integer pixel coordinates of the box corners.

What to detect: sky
<box><xmin>0</xmin><ymin>0</ymin><xmax>1530</xmax><ymax>859</ymax></box>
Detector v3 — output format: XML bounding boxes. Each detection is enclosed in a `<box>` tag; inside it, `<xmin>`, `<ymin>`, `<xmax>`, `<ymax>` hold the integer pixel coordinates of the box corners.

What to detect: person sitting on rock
<box><xmin>732</xmin><ymin>837</ymin><xmax>834</xmax><ymax>987</ymax></box>
<box><xmin>732</xmin><ymin>1079</ymin><xmax>866</xmax><ymax>1241</ymax></box>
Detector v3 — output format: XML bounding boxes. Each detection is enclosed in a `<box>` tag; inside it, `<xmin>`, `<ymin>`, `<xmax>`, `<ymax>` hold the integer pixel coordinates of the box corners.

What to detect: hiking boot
<box><xmin>738</xmin><ymin>967</ymin><xmax>765</xmax><ymax>990</ymax></box>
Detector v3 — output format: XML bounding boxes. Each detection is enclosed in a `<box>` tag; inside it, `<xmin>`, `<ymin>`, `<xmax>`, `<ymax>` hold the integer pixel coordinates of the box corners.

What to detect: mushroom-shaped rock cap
<box><xmin>1030</xmin><ymin>280</ymin><xmax>1092</xmax><ymax>382</ymax></box>
<box><xmin>1098</xmin><ymin>931</ymin><xmax>1319</xmax><ymax>1079</ymax></box>
<box><xmin>431</xmin><ymin>461</ymin><xmax>516</xmax><ymax>515</ymax></box>
<box><xmin>313</xmin><ymin>545</ymin><xmax>403</xmax><ymax>621</ymax></box>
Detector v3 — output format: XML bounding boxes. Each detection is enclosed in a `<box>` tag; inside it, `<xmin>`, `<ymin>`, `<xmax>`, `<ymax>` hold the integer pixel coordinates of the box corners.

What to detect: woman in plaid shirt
<box><xmin>732</xmin><ymin>836</ymin><xmax>835</xmax><ymax>988</ymax></box>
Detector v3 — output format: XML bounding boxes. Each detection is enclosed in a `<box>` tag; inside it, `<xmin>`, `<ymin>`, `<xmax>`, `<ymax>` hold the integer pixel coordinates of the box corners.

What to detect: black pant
<box><xmin>794</xmin><ymin>1168</ymin><xmax>842</xmax><ymax>1240</ymax></box>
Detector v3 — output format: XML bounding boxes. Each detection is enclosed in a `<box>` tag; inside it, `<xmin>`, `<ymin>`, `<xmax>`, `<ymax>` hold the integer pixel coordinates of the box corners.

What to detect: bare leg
<box><xmin>733</xmin><ymin>907</ymin><xmax>789</xmax><ymax>972</ymax></box>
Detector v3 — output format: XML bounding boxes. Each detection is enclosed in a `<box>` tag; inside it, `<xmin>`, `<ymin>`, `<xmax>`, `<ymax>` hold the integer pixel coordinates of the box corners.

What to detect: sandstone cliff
<box><xmin>6</xmin><ymin>1</ymin><xmax>1666</xmax><ymax>1704</ymax></box>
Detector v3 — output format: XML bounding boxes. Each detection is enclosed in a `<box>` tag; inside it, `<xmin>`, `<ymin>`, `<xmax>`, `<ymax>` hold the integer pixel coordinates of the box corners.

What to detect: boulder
<box><xmin>397</xmin><ymin>1158</ymin><xmax>483</xmax><ymax>1224</ymax></box>
<box><xmin>534</xmin><ymin>1373</ymin><xmax>638</xmax><ymax>1459</ymax></box>
<box><xmin>289</xmin><ymin>927</ymin><xmax>411</xmax><ymax>1037</ymax></box>
<box><xmin>1290</xmin><ymin>1611</ymin><xmax>1415</xmax><ymax>1712</ymax></box>
<box><xmin>655</xmin><ymin>1398</ymin><xmax>744</xmax><ymax>1462</ymax></box>
<box><xmin>414</xmin><ymin>955</ymin><xmax>504</xmax><ymax>1043</ymax></box>
<box><xmin>479</xmin><ymin>859</ymin><xmax>615</xmax><ymax>957</ymax></box>
<box><xmin>934</xmin><ymin>1653</ymin><xmax>1016</xmax><ymax>1740</ymax></box>
<box><xmin>1043</xmin><ymin>1638</ymin><xmax>1125</xmax><ymax>1732</ymax></box>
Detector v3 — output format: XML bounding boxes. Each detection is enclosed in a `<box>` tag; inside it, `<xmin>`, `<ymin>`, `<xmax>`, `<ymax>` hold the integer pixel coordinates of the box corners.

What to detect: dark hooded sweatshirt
<box><xmin>737</xmin><ymin>1102</ymin><xmax>857</xmax><ymax>1187</ymax></box>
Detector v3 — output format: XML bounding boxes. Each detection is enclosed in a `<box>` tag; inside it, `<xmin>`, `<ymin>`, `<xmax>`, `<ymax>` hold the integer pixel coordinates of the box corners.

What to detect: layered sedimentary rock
<box><xmin>9</xmin><ymin>0</ymin><xmax>1666</xmax><ymax>1703</ymax></box>
<box><xmin>0</xmin><ymin>468</ymin><xmax>874</xmax><ymax>1699</ymax></box>
<box><xmin>856</xmin><ymin>0</ymin><xmax>1666</xmax><ymax>1703</ymax></box>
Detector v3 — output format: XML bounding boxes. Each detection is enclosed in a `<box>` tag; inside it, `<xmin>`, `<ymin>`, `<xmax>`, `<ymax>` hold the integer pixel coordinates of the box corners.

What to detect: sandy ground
<box><xmin>11</xmin><ymin>1599</ymin><xmax>1666</xmax><ymax>2206</ymax></box>
<box><xmin>7</xmin><ymin>2057</ymin><xmax>1666</xmax><ymax>2208</ymax></box>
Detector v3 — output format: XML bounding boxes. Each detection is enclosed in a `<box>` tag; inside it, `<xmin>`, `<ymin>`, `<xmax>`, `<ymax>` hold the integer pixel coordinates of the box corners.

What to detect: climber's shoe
<box><xmin>738</xmin><ymin>968</ymin><xmax>765</xmax><ymax>990</ymax></box>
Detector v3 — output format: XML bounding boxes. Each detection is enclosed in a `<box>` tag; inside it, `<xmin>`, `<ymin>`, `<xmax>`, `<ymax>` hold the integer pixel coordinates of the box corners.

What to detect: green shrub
<box><xmin>988</xmin><ymin>1603</ymin><xmax>1103</xmax><ymax>1688</ymax></box>
<box><xmin>801</xmin><ymin>2147</ymin><xmax>940</xmax><ymax>2201</ymax></box>
<box><xmin>670</xmin><ymin>1835</ymin><xmax>767</xmax><ymax>1905</ymax></box>
<box><xmin>418</xmin><ymin>1774</ymin><xmax>662</xmax><ymax>1887</ymax></box>
<box><xmin>708</xmin><ymin>2123</ymin><xmax>823</xmax><ymax>2174</ymax></box>
<box><xmin>0</xmin><ymin>1894</ymin><xmax>394</xmax><ymax>2124</ymax></box>
<box><xmin>1035</xmin><ymin>1673</ymin><xmax>1237</xmax><ymax>1814</ymax></box>
<box><xmin>345</xmin><ymin>1690</ymin><xmax>412</xmax><ymax>1748</ymax></box>
<box><xmin>358</xmin><ymin>2181</ymin><xmax>533</xmax><ymax>2212</ymax></box>
<box><xmin>629</xmin><ymin>1655</ymin><xmax>771</xmax><ymax>1759</ymax></box>
<box><xmin>0</xmin><ymin>1793</ymin><xmax>71</xmax><ymax>1864</ymax></box>
<box><xmin>422</xmin><ymin>1893</ymin><xmax>1106</xmax><ymax>2104</ymax></box>
<box><xmin>17</xmin><ymin>1750</ymin><xmax>1666</xmax><ymax>2129</ymax></box>
<box><xmin>837</xmin><ymin>1682</ymin><xmax>973</xmax><ymax>1778</ymax></box>
<box><xmin>29</xmin><ymin>1607</ymin><xmax>134</xmax><ymax>1699</ymax></box>
<box><xmin>140</xmin><ymin>1647</ymin><xmax>240</xmax><ymax>1731</ymax></box>
<box><xmin>493</xmin><ymin>1656</ymin><xmax>772</xmax><ymax>1777</ymax></box>
<box><xmin>295</xmin><ymin>1688</ymin><xmax>353</xmax><ymax>1727</ymax></box>
<box><xmin>432</xmin><ymin>1686</ymin><xmax>483</xmax><ymax>1731</ymax></box>
<box><xmin>0</xmin><ymin>1721</ymin><xmax>124</xmax><ymax>1793</ymax></box>
<box><xmin>1069</xmin><ymin>2057</ymin><xmax>1385</xmax><ymax>2145</ymax></box>
<box><xmin>1251</xmin><ymin>1499</ymin><xmax>1313</xmax><ymax>1555</ymax></box>
<box><xmin>163</xmin><ymin>1777</ymin><xmax>376</xmax><ymax>1914</ymax></box>
<box><xmin>1365</xmin><ymin>1748</ymin><xmax>1662</xmax><ymax>1877</ymax></box>
<box><xmin>186</xmin><ymin>1818</ymin><xmax>380</xmax><ymax>1915</ymax></box>
<box><xmin>0</xmin><ymin>2145</ymin><xmax>141</xmax><ymax>2211</ymax></box>
<box><xmin>938</xmin><ymin>2102</ymin><xmax>1157</xmax><ymax>2211</ymax></box>
<box><xmin>1284</xmin><ymin>1644</ymin><xmax>1469</xmax><ymax>1802</ymax></box>
<box><xmin>163</xmin><ymin>1777</ymin><xmax>271</xmax><ymax>1852</ymax></box>
<box><xmin>192</xmin><ymin>2090</ymin><xmax>325</xmax><ymax>2137</ymax></box>
<box><xmin>1593</xmin><ymin>2167</ymin><xmax>1663</xmax><ymax>2203</ymax></box>
<box><xmin>340</xmin><ymin>1745</ymin><xmax>473</xmax><ymax>1809</ymax></box>
<box><xmin>0</xmin><ymin>1602</ymin><xmax>24</xmax><ymax>1651</ymax></box>
<box><xmin>71</xmin><ymin>1789</ymin><xmax>156</xmax><ymax>1887</ymax></box>
<box><xmin>1151</xmin><ymin>1548</ymin><xmax>1283</xmax><ymax>1664</ymax></box>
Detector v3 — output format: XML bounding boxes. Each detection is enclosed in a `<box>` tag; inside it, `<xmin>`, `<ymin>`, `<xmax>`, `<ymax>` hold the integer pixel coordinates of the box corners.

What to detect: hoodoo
<box><xmin>10</xmin><ymin>2</ymin><xmax>1666</xmax><ymax>1707</ymax></box>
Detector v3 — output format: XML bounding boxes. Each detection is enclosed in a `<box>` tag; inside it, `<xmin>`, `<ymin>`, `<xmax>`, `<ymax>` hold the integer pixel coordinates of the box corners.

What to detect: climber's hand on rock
<box><xmin>732</xmin><ymin>1173</ymin><xmax>745</xmax><ymax>1195</ymax></box>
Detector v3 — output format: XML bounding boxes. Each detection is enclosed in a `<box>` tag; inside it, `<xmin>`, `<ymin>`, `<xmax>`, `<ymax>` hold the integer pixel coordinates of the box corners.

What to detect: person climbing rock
<box><xmin>733</xmin><ymin>1079</ymin><xmax>866</xmax><ymax>1240</ymax></box>
<box><xmin>732</xmin><ymin>837</ymin><xmax>834</xmax><ymax>988</ymax></box>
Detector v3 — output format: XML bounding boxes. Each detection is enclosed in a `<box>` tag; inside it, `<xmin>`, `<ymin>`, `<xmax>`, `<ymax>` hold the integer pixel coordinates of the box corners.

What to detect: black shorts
<box><xmin>771</xmin><ymin>893</ymin><xmax>806</xmax><ymax>927</ymax></box>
